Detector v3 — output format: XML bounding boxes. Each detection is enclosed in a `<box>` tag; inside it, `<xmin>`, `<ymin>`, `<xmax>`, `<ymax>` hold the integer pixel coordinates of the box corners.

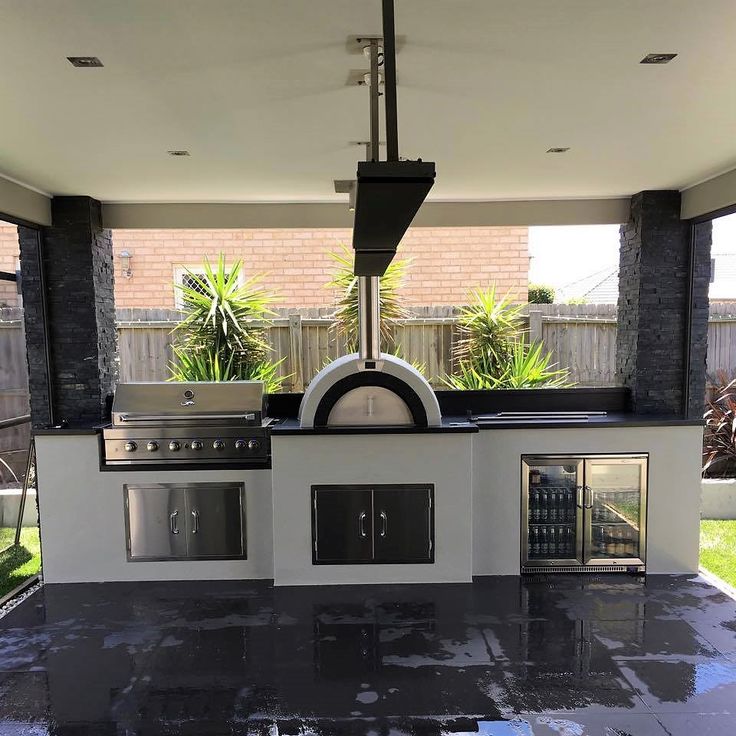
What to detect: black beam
<box><xmin>382</xmin><ymin>0</ymin><xmax>399</xmax><ymax>161</ymax></box>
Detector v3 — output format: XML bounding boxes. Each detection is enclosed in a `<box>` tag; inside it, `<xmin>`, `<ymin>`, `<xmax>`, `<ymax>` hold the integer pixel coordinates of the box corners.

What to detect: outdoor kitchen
<box><xmin>2</xmin><ymin>1</ymin><xmax>736</xmax><ymax>734</ymax></box>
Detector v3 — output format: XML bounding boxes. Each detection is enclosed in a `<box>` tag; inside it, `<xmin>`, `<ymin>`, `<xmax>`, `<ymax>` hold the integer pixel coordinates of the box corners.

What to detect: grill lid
<box><xmin>111</xmin><ymin>381</ymin><xmax>264</xmax><ymax>426</ymax></box>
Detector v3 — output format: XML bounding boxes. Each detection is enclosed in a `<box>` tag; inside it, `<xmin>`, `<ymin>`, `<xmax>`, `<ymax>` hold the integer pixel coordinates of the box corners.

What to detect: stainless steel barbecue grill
<box><xmin>103</xmin><ymin>381</ymin><xmax>270</xmax><ymax>465</ymax></box>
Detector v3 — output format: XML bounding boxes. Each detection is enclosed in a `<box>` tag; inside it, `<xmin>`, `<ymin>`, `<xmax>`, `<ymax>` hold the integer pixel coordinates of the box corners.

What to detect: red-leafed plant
<box><xmin>703</xmin><ymin>370</ymin><xmax>736</xmax><ymax>477</ymax></box>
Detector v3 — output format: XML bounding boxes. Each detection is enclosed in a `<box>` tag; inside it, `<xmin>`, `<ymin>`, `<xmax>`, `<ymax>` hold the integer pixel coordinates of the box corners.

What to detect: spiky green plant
<box><xmin>446</xmin><ymin>286</ymin><xmax>572</xmax><ymax>390</ymax></box>
<box><xmin>454</xmin><ymin>286</ymin><xmax>525</xmax><ymax>377</ymax></box>
<box><xmin>445</xmin><ymin>339</ymin><xmax>571</xmax><ymax>390</ymax></box>
<box><xmin>327</xmin><ymin>244</ymin><xmax>410</xmax><ymax>354</ymax></box>
<box><xmin>169</xmin><ymin>255</ymin><xmax>286</xmax><ymax>392</ymax></box>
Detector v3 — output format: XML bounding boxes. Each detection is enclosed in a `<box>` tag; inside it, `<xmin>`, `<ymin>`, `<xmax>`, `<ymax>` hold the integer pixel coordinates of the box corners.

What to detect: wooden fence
<box><xmin>114</xmin><ymin>304</ymin><xmax>623</xmax><ymax>390</ymax></box>
<box><xmin>3</xmin><ymin>303</ymin><xmax>736</xmax><ymax>433</ymax></box>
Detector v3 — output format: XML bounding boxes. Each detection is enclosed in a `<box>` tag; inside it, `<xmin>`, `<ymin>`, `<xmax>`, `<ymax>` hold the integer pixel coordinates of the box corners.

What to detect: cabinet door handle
<box><xmin>576</xmin><ymin>486</ymin><xmax>584</xmax><ymax>509</ymax></box>
<box><xmin>358</xmin><ymin>511</ymin><xmax>367</xmax><ymax>538</ymax></box>
<box><xmin>169</xmin><ymin>510</ymin><xmax>180</xmax><ymax>535</ymax></box>
<box><xmin>584</xmin><ymin>486</ymin><xmax>594</xmax><ymax>509</ymax></box>
<box><xmin>191</xmin><ymin>509</ymin><xmax>200</xmax><ymax>534</ymax></box>
<box><xmin>380</xmin><ymin>510</ymin><xmax>388</xmax><ymax>538</ymax></box>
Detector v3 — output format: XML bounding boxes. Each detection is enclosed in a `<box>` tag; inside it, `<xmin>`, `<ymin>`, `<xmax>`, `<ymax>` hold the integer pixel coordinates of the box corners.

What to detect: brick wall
<box><xmin>111</xmin><ymin>226</ymin><xmax>529</xmax><ymax>308</ymax></box>
<box><xmin>0</xmin><ymin>224</ymin><xmax>19</xmax><ymax>307</ymax></box>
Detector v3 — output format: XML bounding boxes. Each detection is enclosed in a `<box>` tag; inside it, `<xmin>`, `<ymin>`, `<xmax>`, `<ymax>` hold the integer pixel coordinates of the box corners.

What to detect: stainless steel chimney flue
<box><xmin>358</xmin><ymin>275</ymin><xmax>381</xmax><ymax>361</ymax></box>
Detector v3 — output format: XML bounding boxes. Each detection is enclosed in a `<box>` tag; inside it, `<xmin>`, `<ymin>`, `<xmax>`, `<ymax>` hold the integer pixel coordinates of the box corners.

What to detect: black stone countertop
<box><xmin>270</xmin><ymin>416</ymin><xmax>479</xmax><ymax>435</ymax></box>
<box><xmin>34</xmin><ymin>413</ymin><xmax>703</xmax><ymax>437</ymax></box>
<box><xmin>472</xmin><ymin>413</ymin><xmax>704</xmax><ymax>430</ymax></box>
<box><xmin>270</xmin><ymin>413</ymin><xmax>703</xmax><ymax>434</ymax></box>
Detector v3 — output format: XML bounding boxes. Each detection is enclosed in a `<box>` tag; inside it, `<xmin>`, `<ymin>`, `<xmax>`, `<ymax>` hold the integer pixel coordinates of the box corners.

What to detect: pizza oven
<box><xmin>299</xmin><ymin>276</ymin><xmax>441</xmax><ymax>428</ymax></box>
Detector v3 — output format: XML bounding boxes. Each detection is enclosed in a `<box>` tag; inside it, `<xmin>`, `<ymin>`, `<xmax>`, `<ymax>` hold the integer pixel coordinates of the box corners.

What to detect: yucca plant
<box><xmin>445</xmin><ymin>340</ymin><xmax>570</xmax><ymax>390</ymax></box>
<box><xmin>452</xmin><ymin>287</ymin><xmax>525</xmax><ymax>379</ymax></box>
<box><xmin>493</xmin><ymin>340</ymin><xmax>571</xmax><ymax>389</ymax></box>
<box><xmin>446</xmin><ymin>286</ymin><xmax>572</xmax><ymax>390</ymax></box>
<box><xmin>327</xmin><ymin>243</ymin><xmax>410</xmax><ymax>354</ymax></box>
<box><xmin>169</xmin><ymin>255</ymin><xmax>286</xmax><ymax>392</ymax></box>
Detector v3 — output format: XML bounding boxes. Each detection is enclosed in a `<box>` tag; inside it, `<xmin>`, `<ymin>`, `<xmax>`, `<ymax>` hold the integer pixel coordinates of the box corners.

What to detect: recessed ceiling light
<box><xmin>640</xmin><ymin>53</ymin><xmax>677</xmax><ymax>64</ymax></box>
<box><xmin>167</xmin><ymin>150</ymin><xmax>190</xmax><ymax>157</ymax></box>
<box><xmin>546</xmin><ymin>147</ymin><xmax>570</xmax><ymax>154</ymax></box>
<box><xmin>67</xmin><ymin>56</ymin><xmax>103</xmax><ymax>68</ymax></box>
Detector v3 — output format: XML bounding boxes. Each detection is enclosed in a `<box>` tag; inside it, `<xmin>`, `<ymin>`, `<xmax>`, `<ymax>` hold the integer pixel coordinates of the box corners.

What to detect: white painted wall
<box><xmin>271</xmin><ymin>433</ymin><xmax>473</xmax><ymax>585</ymax></box>
<box><xmin>473</xmin><ymin>426</ymin><xmax>704</xmax><ymax>575</ymax></box>
<box><xmin>34</xmin><ymin>424</ymin><xmax>702</xmax><ymax>585</ymax></box>
<box><xmin>35</xmin><ymin>435</ymin><xmax>273</xmax><ymax>583</ymax></box>
<box><xmin>701</xmin><ymin>479</ymin><xmax>736</xmax><ymax>520</ymax></box>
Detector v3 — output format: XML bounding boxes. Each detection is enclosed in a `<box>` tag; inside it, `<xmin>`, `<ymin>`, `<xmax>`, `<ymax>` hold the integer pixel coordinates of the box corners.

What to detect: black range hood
<box><xmin>352</xmin><ymin>159</ymin><xmax>436</xmax><ymax>276</ymax></box>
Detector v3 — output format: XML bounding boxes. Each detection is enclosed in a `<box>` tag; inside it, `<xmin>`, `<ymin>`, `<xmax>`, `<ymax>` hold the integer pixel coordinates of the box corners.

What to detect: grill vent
<box><xmin>523</xmin><ymin>565</ymin><xmax>643</xmax><ymax>574</ymax></box>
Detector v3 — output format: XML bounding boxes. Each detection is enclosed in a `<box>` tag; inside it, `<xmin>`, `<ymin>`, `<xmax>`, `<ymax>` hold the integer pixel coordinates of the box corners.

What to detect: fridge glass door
<box><xmin>584</xmin><ymin>458</ymin><xmax>646</xmax><ymax>564</ymax></box>
<box><xmin>523</xmin><ymin>458</ymin><xmax>584</xmax><ymax>566</ymax></box>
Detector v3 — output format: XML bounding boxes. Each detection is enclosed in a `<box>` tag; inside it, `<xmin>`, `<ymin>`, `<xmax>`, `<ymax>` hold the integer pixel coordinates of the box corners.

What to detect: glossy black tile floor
<box><xmin>1</xmin><ymin>575</ymin><xmax>735</xmax><ymax>735</ymax></box>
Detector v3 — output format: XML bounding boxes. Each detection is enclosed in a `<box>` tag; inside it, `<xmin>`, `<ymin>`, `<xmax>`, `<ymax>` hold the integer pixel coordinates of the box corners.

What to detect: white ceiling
<box><xmin>1</xmin><ymin>0</ymin><xmax>735</xmax><ymax>203</ymax></box>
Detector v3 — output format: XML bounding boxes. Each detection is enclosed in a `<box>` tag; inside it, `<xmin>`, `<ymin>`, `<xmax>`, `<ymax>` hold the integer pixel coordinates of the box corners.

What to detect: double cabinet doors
<box><xmin>522</xmin><ymin>455</ymin><xmax>647</xmax><ymax>569</ymax></box>
<box><xmin>312</xmin><ymin>484</ymin><xmax>434</xmax><ymax>565</ymax></box>
<box><xmin>124</xmin><ymin>483</ymin><xmax>246</xmax><ymax>561</ymax></box>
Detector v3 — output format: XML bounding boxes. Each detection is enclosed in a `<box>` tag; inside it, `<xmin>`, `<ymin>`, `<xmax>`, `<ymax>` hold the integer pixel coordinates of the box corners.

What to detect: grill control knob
<box><xmin>124</xmin><ymin>441</ymin><xmax>138</xmax><ymax>453</ymax></box>
<box><xmin>213</xmin><ymin>439</ymin><xmax>226</xmax><ymax>451</ymax></box>
<box><xmin>247</xmin><ymin>439</ymin><xmax>261</xmax><ymax>452</ymax></box>
<box><xmin>168</xmin><ymin>440</ymin><xmax>181</xmax><ymax>452</ymax></box>
<box><xmin>190</xmin><ymin>440</ymin><xmax>204</xmax><ymax>451</ymax></box>
<box><xmin>234</xmin><ymin>439</ymin><xmax>247</xmax><ymax>451</ymax></box>
<box><xmin>146</xmin><ymin>441</ymin><xmax>159</xmax><ymax>452</ymax></box>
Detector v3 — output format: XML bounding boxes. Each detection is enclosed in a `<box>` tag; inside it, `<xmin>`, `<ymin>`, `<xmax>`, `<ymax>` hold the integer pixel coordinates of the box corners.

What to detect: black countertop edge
<box><xmin>34</xmin><ymin>426</ymin><xmax>103</xmax><ymax>436</ymax></box>
<box><xmin>474</xmin><ymin>414</ymin><xmax>704</xmax><ymax>430</ymax></box>
<box><xmin>271</xmin><ymin>417</ymin><xmax>479</xmax><ymax>435</ymax></box>
<box><xmin>100</xmin><ymin>461</ymin><xmax>271</xmax><ymax>472</ymax></box>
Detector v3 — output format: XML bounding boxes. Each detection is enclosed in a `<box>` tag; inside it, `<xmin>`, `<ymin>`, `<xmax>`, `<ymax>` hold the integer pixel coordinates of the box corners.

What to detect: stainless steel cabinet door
<box><xmin>312</xmin><ymin>487</ymin><xmax>374</xmax><ymax>563</ymax></box>
<box><xmin>373</xmin><ymin>486</ymin><xmax>434</xmax><ymax>563</ymax></box>
<box><xmin>185</xmin><ymin>484</ymin><xmax>246</xmax><ymax>559</ymax></box>
<box><xmin>125</xmin><ymin>484</ymin><xmax>188</xmax><ymax>560</ymax></box>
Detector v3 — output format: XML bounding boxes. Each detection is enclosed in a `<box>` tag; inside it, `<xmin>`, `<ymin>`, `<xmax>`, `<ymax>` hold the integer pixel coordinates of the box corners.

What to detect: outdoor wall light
<box><xmin>119</xmin><ymin>250</ymin><xmax>133</xmax><ymax>278</ymax></box>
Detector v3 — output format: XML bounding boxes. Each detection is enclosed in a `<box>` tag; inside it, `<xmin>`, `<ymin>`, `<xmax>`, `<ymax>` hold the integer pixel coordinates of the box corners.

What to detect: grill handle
<box><xmin>118</xmin><ymin>412</ymin><xmax>256</xmax><ymax>423</ymax></box>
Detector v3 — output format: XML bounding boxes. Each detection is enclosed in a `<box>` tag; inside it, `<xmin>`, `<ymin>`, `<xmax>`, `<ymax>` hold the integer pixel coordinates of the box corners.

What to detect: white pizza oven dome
<box><xmin>299</xmin><ymin>353</ymin><xmax>442</xmax><ymax>428</ymax></box>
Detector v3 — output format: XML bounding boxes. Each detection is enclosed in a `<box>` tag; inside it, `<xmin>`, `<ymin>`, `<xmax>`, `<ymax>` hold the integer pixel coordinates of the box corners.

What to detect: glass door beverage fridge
<box><xmin>521</xmin><ymin>455</ymin><xmax>647</xmax><ymax>573</ymax></box>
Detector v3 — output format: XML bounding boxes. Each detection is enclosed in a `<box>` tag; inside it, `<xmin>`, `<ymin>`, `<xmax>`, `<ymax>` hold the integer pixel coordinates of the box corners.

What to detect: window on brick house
<box><xmin>174</xmin><ymin>265</ymin><xmax>243</xmax><ymax>309</ymax></box>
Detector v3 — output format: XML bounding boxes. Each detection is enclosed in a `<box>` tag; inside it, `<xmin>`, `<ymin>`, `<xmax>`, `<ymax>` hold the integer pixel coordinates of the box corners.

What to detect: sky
<box><xmin>528</xmin><ymin>224</ymin><xmax>619</xmax><ymax>292</ymax></box>
<box><xmin>529</xmin><ymin>212</ymin><xmax>736</xmax><ymax>298</ymax></box>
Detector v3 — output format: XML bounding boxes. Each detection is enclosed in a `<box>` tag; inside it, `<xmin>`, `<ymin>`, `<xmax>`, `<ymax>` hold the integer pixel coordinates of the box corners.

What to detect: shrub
<box><xmin>168</xmin><ymin>255</ymin><xmax>286</xmax><ymax>392</ymax></box>
<box><xmin>528</xmin><ymin>284</ymin><xmax>555</xmax><ymax>304</ymax></box>
<box><xmin>446</xmin><ymin>286</ymin><xmax>573</xmax><ymax>390</ymax></box>
<box><xmin>703</xmin><ymin>371</ymin><xmax>736</xmax><ymax>477</ymax></box>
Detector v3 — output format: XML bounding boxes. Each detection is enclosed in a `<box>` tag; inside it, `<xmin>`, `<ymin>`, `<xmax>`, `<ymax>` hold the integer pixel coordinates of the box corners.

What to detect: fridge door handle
<box><xmin>584</xmin><ymin>485</ymin><xmax>593</xmax><ymax>509</ymax></box>
<box><xmin>576</xmin><ymin>486</ymin><xmax>584</xmax><ymax>509</ymax></box>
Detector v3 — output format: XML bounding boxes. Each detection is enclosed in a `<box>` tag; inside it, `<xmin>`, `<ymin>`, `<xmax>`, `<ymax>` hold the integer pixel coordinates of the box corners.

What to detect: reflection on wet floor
<box><xmin>0</xmin><ymin>575</ymin><xmax>735</xmax><ymax>734</ymax></box>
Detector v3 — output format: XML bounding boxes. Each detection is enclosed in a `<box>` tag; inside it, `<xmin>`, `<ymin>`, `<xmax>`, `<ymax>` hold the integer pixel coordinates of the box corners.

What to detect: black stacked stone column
<box><xmin>18</xmin><ymin>197</ymin><xmax>118</xmax><ymax>428</ymax></box>
<box><xmin>616</xmin><ymin>190</ymin><xmax>711</xmax><ymax>417</ymax></box>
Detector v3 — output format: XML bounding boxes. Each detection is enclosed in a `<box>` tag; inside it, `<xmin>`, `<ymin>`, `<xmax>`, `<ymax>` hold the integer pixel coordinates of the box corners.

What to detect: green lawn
<box><xmin>700</xmin><ymin>520</ymin><xmax>736</xmax><ymax>588</ymax></box>
<box><xmin>0</xmin><ymin>527</ymin><xmax>41</xmax><ymax>599</ymax></box>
